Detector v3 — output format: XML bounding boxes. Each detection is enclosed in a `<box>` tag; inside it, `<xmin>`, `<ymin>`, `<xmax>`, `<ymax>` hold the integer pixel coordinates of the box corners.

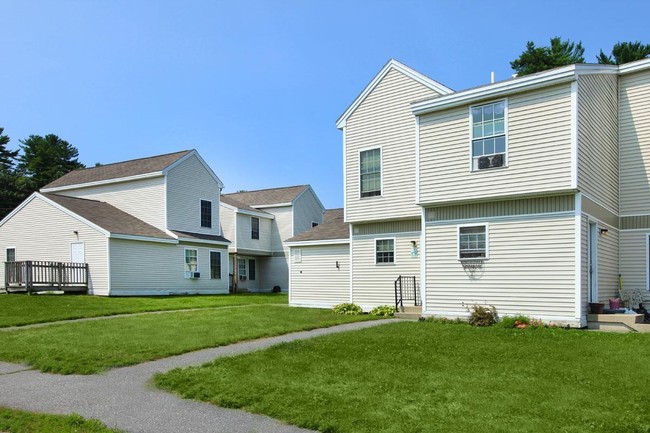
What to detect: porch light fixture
<box><xmin>336</xmin><ymin>260</ymin><xmax>340</xmax><ymax>269</ymax></box>
<box><xmin>411</xmin><ymin>240</ymin><xmax>418</xmax><ymax>257</ymax></box>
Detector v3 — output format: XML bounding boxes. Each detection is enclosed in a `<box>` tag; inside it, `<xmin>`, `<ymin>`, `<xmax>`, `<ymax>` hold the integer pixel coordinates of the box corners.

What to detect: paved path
<box><xmin>0</xmin><ymin>319</ymin><xmax>394</xmax><ymax>433</ymax></box>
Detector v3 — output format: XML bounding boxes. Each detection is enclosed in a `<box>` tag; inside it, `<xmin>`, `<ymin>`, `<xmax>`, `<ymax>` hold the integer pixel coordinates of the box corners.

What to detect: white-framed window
<box><xmin>248</xmin><ymin>259</ymin><xmax>256</xmax><ymax>281</ymax></box>
<box><xmin>251</xmin><ymin>217</ymin><xmax>260</xmax><ymax>240</ymax></box>
<box><xmin>184</xmin><ymin>248</ymin><xmax>198</xmax><ymax>275</ymax></box>
<box><xmin>293</xmin><ymin>249</ymin><xmax>302</xmax><ymax>263</ymax></box>
<box><xmin>201</xmin><ymin>200</ymin><xmax>212</xmax><ymax>228</ymax></box>
<box><xmin>360</xmin><ymin>148</ymin><xmax>381</xmax><ymax>198</ymax></box>
<box><xmin>311</xmin><ymin>221</ymin><xmax>319</xmax><ymax>228</ymax></box>
<box><xmin>471</xmin><ymin>100</ymin><xmax>507</xmax><ymax>171</ymax></box>
<box><xmin>458</xmin><ymin>224</ymin><xmax>488</xmax><ymax>259</ymax></box>
<box><xmin>238</xmin><ymin>258</ymin><xmax>247</xmax><ymax>280</ymax></box>
<box><xmin>6</xmin><ymin>247</ymin><xmax>16</xmax><ymax>262</ymax></box>
<box><xmin>375</xmin><ymin>238</ymin><xmax>395</xmax><ymax>264</ymax></box>
<box><xmin>209</xmin><ymin>251</ymin><xmax>221</xmax><ymax>279</ymax></box>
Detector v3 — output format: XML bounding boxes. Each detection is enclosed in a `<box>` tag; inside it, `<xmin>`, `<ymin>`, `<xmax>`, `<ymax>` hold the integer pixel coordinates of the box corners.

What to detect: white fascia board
<box><xmin>40</xmin><ymin>172</ymin><xmax>163</xmax><ymax>193</ymax></box>
<box><xmin>618</xmin><ymin>58</ymin><xmax>650</xmax><ymax>75</ymax></box>
<box><xmin>285</xmin><ymin>238</ymin><xmax>350</xmax><ymax>247</ymax></box>
<box><xmin>252</xmin><ymin>203</ymin><xmax>293</xmax><ymax>208</ymax></box>
<box><xmin>336</xmin><ymin>58</ymin><xmax>453</xmax><ymax>129</ymax></box>
<box><xmin>30</xmin><ymin>193</ymin><xmax>110</xmax><ymax>236</ymax></box>
<box><xmin>175</xmin><ymin>237</ymin><xmax>231</xmax><ymax>246</ymax></box>
<box><xmin>109</xmin><ymin>233</ymin><xmax>178</xmax><ymax>244</ymax></box>
<box><xmin>163</xmin><ymin>150</ymin><xmax>224</xmax><ymax>188</ymax></box>
<box><xmin>236</xmin><ymin>209</ymin><xmax>274</xmax><ymax>219</ymax></box>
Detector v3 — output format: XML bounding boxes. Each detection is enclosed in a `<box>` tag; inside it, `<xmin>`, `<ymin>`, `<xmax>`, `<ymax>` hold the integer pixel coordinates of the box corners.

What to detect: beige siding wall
<box><xmin>109</xmin><ymin>239</ymin><xmax>228</xmax><ymax>295</ymax></box>
<box><xmin>236</xmin><ymin>214</ymin><xmax>273</xmax><ymax>253</ymax></box>
<box><xmin>351</xmin><ymin>234</ymin><xmax>420</xmax><ymax>308</ymax></box>
<box><xmin>620</xmin><ymin>70</ymin><xmax>650</xmax><ymax>215</ymax></box>
<box><xmin>345</xmin><ymin>68</ymin><xmax>441</xmax><ymax>223</ymax></box>
<box><xmin>0</xmin><ymin>196</ymin><xmax>109</xmax><ymax>295</ymax></box>
<box><xmin>425</xmin><ymin>215</ymin><xmax>577</xmax><ymax>321</ymax></box>
<box><xmin>619</xmin><ymin>230</ymin><xmax>650</xmax><ymax>304</ymax></box>
<box><xmin>219</xmin><ymin>206</ymin><xmax>236</xmax><ymax>252</ymax></box>
<box><xmin>57</xmin><ymin>176</ymin><xmax>166</xmax><ymax>231</ymax></box>
<box><xmin>166</xmin><ymin>154</ymin><xmax>221</xmax><ymax>235</ymax></box>
<box><xmin>419</xmin><ymin>84</ymin><xmax>573</xmax><ymax>204</ymax></box>
<box><xmin>289</xmin><ymin>244</ymin><xmax>350</xmax><ymax>307</ymax></box>
<box><xmin>268</xmin><ymin>206</ymin><xmax>293</xmax><ymax>251</ymax></box>
<box><xmin>261</xmin><ymin>255</ymin><xmax>289</xmax><ymax>291</ymax></box>
<box><xmin>580</xmin><ymin>214</ymin><xmax>589</xmax><ymax>318</ymax></box>
<box><xmin>293</xmin><ymin>188</ymin><xmax>324</xmax><ymax>236</ymax></box>
<box><xmin>577</xmin><ymin>74</ymin><xmax>619</xmax><ymax>212</ymax></box>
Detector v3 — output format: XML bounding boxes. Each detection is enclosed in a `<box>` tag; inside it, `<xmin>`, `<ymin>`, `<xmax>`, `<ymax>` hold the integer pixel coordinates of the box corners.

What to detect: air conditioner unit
<box><xmin>478</xmin><ymin>154</ymin><xmax>504</xmax><ymax>170</ymax></box>
<box><xmin>190</xmin><ymin>272</ymin><xmax>201</xmax><ymax>279</ymax></box>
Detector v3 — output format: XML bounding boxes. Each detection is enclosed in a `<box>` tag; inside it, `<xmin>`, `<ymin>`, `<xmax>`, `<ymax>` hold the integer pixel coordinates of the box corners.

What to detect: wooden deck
<box><xmin>4</xmin><ymin>261</ymin><xmax>88</xmax><ymax>294</ymax></box>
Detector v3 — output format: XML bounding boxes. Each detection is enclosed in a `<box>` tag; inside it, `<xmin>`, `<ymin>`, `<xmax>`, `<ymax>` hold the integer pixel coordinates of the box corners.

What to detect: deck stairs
<box><xmin>587</xmin><ymin>313</ymin><xmax>650</xmax><ymax>333</ymax></box>
<box><xmin>395</xmin><ymin>306</ymin><xmax>422</xmax><ymax>321</ymax></box>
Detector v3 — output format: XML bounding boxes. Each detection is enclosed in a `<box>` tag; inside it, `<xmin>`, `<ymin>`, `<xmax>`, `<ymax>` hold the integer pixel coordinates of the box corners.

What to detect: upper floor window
<box><xmin>360</xmin><ymin>148</ymin><xmax>381</xmax><ymax>198</ymax></box>
<box><xmin>6</xmin><ymin>248</ymin><xmax>15</xmax><ymax>262</ymax></box>
<box><xmin>458</xmin><ymin>225</ymin><xmax>488</xmax><ymax>259</ymax></box>
<box><xmin>471</xmin><ymin>101</ymin><xmax>506</xmax><ymax>171</ymax></box>
<box><xmin>251</xmin><ymin>217</ymin><xmax>260</xmax><ymax>240</ymax></box>
<box><xmin>200</xmin><ymin>200</ymin><xmax>212</xmax><ymax>228</ymax></box>
<box><xmin>375</xmin><ymin>238</ymin><xmax>395</xmax><ymax>264</ymax></box>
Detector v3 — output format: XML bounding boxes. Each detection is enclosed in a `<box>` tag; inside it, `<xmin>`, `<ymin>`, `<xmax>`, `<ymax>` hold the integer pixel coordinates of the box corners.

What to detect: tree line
<box><xmin>0</xmin><ymin>129</ymin><xmax>84</xmax><ymax>218</ymax></box>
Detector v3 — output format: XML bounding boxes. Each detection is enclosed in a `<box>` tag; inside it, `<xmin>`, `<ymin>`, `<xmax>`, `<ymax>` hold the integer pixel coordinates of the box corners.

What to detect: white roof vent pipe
<box><xmin>490</xmin><ymin>71</ymin><xmax>495</xmax><ymax>84</ymax></box>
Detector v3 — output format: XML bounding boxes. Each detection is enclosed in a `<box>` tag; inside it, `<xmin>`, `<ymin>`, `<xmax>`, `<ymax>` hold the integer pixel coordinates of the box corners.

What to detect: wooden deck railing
<box><xmin>4</xmin><ymin>261</ymin><xmax>88</xmax><ymax>294</ymax></box>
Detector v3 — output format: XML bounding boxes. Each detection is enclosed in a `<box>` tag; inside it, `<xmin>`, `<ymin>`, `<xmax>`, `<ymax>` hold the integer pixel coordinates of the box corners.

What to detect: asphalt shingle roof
<box><xmin>219</xmin><ymin>196</ymin><xmax>271</xmax><ymax>215</ymax></box>
<box><xmin>222</xmin><ymin>185</ymin><xmax>309</xmax><ymax>207</ymax></box>
<box><xmin>42</xmin><ymin>150</ymin><xmax>193</xmax><ymax>189</ymax></box>
<box><xmin>286</xmin><ymin>208</ymin><xmax>349</xmax><ymax>243</ymax></box>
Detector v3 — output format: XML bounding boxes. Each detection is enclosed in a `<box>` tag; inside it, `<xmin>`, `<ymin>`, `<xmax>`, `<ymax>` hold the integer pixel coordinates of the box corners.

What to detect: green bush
<box><xmin>468</xmin><ymin>304</ymin><xmax>497</xmax><ymax>327</ymax></box>
<box><xmin>421</xmin><ymin>316</ymin><xmax>466</xmax><ymax>325</ymax></box>
<box><xmin>333</xmin><ymin>303</ymin><xmax>363</xmax><ymax>315</ymax></box>
<box><xmin>499</xmin><ymin>315</ymin><xmax>531</xmax><ymax>328</ymax></box>
<box><xmin>369</xmin><ymin>305</ymin><xmax>396</xmax><ymax>317</ymax></box>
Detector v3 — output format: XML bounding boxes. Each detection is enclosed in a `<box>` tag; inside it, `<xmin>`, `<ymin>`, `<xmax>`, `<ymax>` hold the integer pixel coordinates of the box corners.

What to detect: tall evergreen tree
<box><xmin>0</xmin><ymin>128</ymin><xmax>20</xmax><ymax>218</ymax></box>
<box><xmin>0</xmin><ymin>127</ymin><xmax>17</xmax><ymax>171</ymax></box>
<box><xmin>511</xmin><ymin>37</ymin><xmax>585</xmax><ymax>76</ymax></box>
<box><xmin>597</xmin><ymin>41</ymin><xmax>650</xmax><ymax>65</ymax></box>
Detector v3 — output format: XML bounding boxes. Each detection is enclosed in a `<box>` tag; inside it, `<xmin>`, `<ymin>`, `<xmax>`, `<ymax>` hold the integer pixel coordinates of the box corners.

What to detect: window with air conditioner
<box><xmin>184</xmin><ymin>248</ymin><xmax>199</xmax><ymax>278</ymax></box>
<box><xmin>471</xmin><ymin>101</ymin><xmax>507</xmax><ymax>171</ymax></box>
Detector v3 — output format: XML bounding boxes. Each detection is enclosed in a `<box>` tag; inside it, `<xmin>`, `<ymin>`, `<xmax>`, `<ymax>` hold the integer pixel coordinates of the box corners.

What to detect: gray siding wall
<box><xmin>419</xmin><ymin>84</ymin><xmax>573</xmax><ymax>204</ymax></box>
<box><xmin>236</xmin><ymin>213</ymin><xmax>273</xmax><ymax>253</ymax></box>
<box><xmin>577</xmin><ymin>74</ymin><xmax>619</xmax><ymax>212</ymax></box>
<box><xmin>268</xmin><ymin>206</ymin><xmax>293</xmax><ymax>252</ymax></box>
<box><xmin>109</xmin><ymin>239</ymin><xmax>228</xmax><ymax>295</ymax></box>
<box><xmin>0</xmin><ymin>196</ymin><xmax>109</xmax><ymax>295</ymax></box>
<box><xmin>166</xmin><ymin>154</ymin><xmax>221</xmax><ymax>235</ymax></box>
<box><xmin>289</xmin><ymin>244</ymin><xmax>350</xmax><ymax>307</ymax></box>
<box><xmin>292</xmin><ymin>188</ymin><xmax>324</xmax><ymax>236</ymax></box>
<box><xmin>57</xmin><ymin>176</ymin><xmax>166</xmax><ymax>231</ymax></box>
<box><xmin>620</xmin><ymin>70</ymin><xmax>650</xmax><ymax>215</ymax></box>
<box><xmin>345</xmin><ymin>68</ymin><xmax>441</xmax><ymax>223</ymax></box>
<box><xmin>619</xmin><ymin>230</ymin><xmax>650</xmax><ymax>305</ymax></box>
<box><xmin>262</xmin><ymin>255</ymin><xmax>289</xmax><ymax>291</ymax></box>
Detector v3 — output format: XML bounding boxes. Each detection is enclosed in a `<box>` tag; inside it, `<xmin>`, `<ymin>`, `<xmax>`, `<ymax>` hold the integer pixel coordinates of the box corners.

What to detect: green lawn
<box><xmin>0</xmin><ymin>293</ymin><xmax>287</xmax><ymax>327</ymax></box>
<box><xmin>0</xmin><ymin>407</ymin><xmax>123</xmax><ymax>433</ymax></box>
<box><xmin>0</xmin><ymin>305</ymin><xmax>375</xmax><ymax>374</ymax></box>
<box><xmin>156</xmin><ymin>321</ymin><xmax>650</xmax><ymax>433</ymax></box>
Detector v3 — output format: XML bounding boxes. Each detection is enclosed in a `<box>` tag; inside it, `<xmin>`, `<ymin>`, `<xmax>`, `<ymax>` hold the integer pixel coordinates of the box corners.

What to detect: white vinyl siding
<box><xmin>0</xmin><ymin>196</ymin><xmax>109</xmax><ymax>295</ymax></box>
<box><xmin>166</xmin><ymin>154</ymin><xmax>221</xmax><ymax>235</ymax></box>
<box><xmin>289</xmin><ymin>244</ymin><xmax>350</xmax><ymax>307</ymax></box>
<box><xmin>619</xmin><ymin>231</ymin><xmax>650</xmax><ymax>305</ymax></box>
<box><xmin>619</xmin><ymin>70</ymin><xmax>650</xmax><ymax>215</ymax></box>
<box><xmin>425</xmin><ymin>215</ymin><xmax>576</xmax><ymax>321</ymax></box>
<box><xmin>345</xmin><ymin>67</ymin><xmax>442</xmax><ymax>223</ymax></box>
<box><xmin>577</xmin><ymin>74</ymin><xmax>619</xmax><ymax>212</ymax></box>
<box><xmin>109</xmin><ymin>239</ymin><xmax>228</xmax><ymax>295</ymax></box>
<box><xmin>219</xmin><ymin>206</ymin><xmax>236</xmax><ymax>252</ymax></box>
<box><xmin>268</xmin><ymin>206</ymin><xmax>293</xmax><ymax>252</ymax></box>
<box><xmin>419</xmin><ymin>84</ymin><xmax>573</xmax><ymax>204</ymax></box>
<box><xmin>292</xmin><ymin>188</ymin><xmax>325</xmax><ymax>237</ymax></box>
<box><xmin>55</xmin><ymin>176</ymin><xmax>166</xmax><ymax>231</ymax></box>
<box><xmin>263</xmin><ymin>255</ymin><xmax>289</xmax><ymax>291</ymax></box>
<box><xmin>236</xmin><ymin>213</ymin><xmax>272</xmax><ymax>252</ymax></box>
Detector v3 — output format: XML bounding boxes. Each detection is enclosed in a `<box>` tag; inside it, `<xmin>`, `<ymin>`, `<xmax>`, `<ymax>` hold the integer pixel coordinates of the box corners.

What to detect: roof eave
<box><xmin>41</xmin><ymin>172</ymin><xmax>164</xmax><ymax>193</ymax></box>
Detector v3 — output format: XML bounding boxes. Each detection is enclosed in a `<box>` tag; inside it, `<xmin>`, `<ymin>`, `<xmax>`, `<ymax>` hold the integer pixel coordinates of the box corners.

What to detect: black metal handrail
<box><xmin>394</xmin><ymin>275</ymin><xmax>420</xmax><ymax>311</ymax></box>
<box><xmin>4</xmin><ymin>261</ymin><xmax>88</xmax><ymax>294</ymax></box>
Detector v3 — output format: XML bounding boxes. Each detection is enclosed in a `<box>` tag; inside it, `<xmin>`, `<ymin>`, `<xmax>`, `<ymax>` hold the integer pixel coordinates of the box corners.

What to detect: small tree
<box><xmin>0</xmin><ymin>127</ymin><xmax>17</xmax><ymax>171</ymax></box>
<box><xmin>511</xmin><ymin>37</ymin><xmax>585</xmax><ymax>76</ymax></box>
<box><xmin>597</xmin><ymin>41</ymin><xmax>650</xmax><ymax>65</ymax></box>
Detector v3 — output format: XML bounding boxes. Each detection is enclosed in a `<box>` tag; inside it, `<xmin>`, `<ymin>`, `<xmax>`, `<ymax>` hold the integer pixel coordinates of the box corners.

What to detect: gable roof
<box><xmin>42</xmin><ymin>193</ymin><xmax>174</xmax><ymax>240</ymax></box>
<box><xmin>222</xmin><ymin>185</ymin><xmax>311</xmax><ymax>208</ymax></box>
<box><xmin>42</xmin><ymin>150</ymin><xmax>193</xmax><ymax>190</ymax></box>
<box><xmin>286</xmin><ymin>208</ymin><xmax>349</xmax><ymax>243</ymax></box>
<box><xmin>336</xmin><ymin>59</ymin><xmax>453</xmax><ymax>129</ymax></box>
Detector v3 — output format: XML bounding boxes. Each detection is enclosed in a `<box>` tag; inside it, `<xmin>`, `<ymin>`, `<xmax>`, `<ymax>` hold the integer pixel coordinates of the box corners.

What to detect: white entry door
<box><xmin>71</xmin><ymin>242</ymin><xmax>85</xmax><ymax>263</ymax></box>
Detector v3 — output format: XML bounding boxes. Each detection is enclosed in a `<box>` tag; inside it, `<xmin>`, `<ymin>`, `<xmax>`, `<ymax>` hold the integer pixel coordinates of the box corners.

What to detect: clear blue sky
<box><xmin>1</xmin><ymin>0</ymin><xmax>648</xmax><ymax>208</ymax></box>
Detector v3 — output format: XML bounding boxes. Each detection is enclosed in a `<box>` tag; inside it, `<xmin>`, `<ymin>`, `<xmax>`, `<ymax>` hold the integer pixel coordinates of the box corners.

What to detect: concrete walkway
<box><xmin>0</xmin><ymin>319</ymin><xmax>394</xmax><ymax>433</ymax></box>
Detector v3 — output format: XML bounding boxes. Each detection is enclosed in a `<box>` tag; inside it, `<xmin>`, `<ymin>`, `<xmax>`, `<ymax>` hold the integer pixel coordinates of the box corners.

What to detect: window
<box><xmin>360</xmin><ymin>148</ymin><xmax>381</xmax><ymax>197</ymax></box>
<box><xmin>238</xmin><ymin>258</ymin><xmax>247</xmax><ymax>279</ymax></box>
<box><xmin>375</xmin><ymin>239</ymin><xmax>394</xmax><ymax>264</ymax></box>
<box><xmin>201</xmin><ymin>200</ymin><xmax>212</xmax><ymax>228</ymax></box>
<box><xmin>458</xmin><ymin>225</ymin><xmax>487</xmax><ymax>259</ymax></box>
<box><xmin>6</xmin><ymin>248</ymin><xmax>15</xmax><ymax>262</ymax></box>
<box><xmin>210</xmin><ymin>251</ymin><xmax>221</xmax><ymax>279</ymax></box>
<box><xmin>311</xmin><ymin>221</ymin><xmax>319</xmax><ymax>228</ymax></box>
<box><xmin>249</xmin><ymin>259</ymin><xmax>256</xmax><ymax>281</ymax></box>
<box><xmin>184</xmin><ymin>249</ymin><xmax>198</xmax><ymax>277</ymax></box>
<box><xmin>251</xmin><ymin>217</ymin><xmax>260</xmax><ymax>240</ymax></box>
<box><xmin>471</xmin><ymin>101</ymin><xmax>506</xmax><ymax>170</ymax></box>
<box><xmin>293</xmin><ymin>249</ymin><xmax>302</xmax><ymax>263</ymax></box>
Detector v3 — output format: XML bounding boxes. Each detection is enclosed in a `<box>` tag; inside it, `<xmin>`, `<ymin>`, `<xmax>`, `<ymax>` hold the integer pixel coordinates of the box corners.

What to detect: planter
<box><xmin>589</xmin><ymin>302</ymin><xmax>605</xmax><ymax>314</ymax></box>
<box><xmin>609</xmin><ymin>298</ymin><xmax>621</xmax><ymax>309</ymax></box>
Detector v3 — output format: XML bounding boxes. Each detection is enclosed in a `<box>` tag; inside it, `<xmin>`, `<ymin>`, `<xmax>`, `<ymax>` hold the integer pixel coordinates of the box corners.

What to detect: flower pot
<box><xmin>589</xmin><ymin>302</ymin><xmax>605</xmax><ymax>314</ymax></box>
<box><xmin>609</xmin><ymin>298</ymin><xmax>621</xmax><ymax>309</ymax></box>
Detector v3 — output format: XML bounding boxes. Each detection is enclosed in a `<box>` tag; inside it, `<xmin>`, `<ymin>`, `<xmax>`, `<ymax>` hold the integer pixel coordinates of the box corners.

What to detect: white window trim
<box><xmin>248</xmin><ymin>258</ymin><xmax>256</xmax><ymax>281</ymax></box>
<box><xmin>6</xmin><ymin>246</ymin><xmax>16</xmax><ymax>262</ymax></box>
<box><xmin>200</xmin><ymin>199</ymin><xmax>212</xmax><ymax>228</ymax></box>
<box><xmin>293</xmin><ymin>248</ymin><xmax>302</xmax><ymax>263</ymax></box>
<box><xmin>468</xmin><ymin>99</ymin><xmax>509</xmax><ymax>172</ymax></box>
<box><xmin>184</xmin><ymin>248</ymin><xmax>199</xmax><ymax>278</ymax></box>
<box><xmin>375</xmin><ymin>237</ymin><xmax>396</xmax><ymax>265</ymax></box>
<box><xmin>358</xmin><ymin>146</ymin><xmax>383</xmax><ymax>199</ymax></box>
<box><xmin>209</xmin><ymin>250</ymin><xmax>222</xmax><ymax>280</ymax></box>
<box><xmin>237</xmin><ymin>257</ymin><xmax>247</xmax><ymax>280</ymax></box>
<box><xmin>457</xmin><ymin>223</ymin><xmax>490</xmax><ymax>260</ymax></box>
<box><xmin>251</xmin><ymin>216</ymin><xmax>260</xmax><ymax>240</ymax></box>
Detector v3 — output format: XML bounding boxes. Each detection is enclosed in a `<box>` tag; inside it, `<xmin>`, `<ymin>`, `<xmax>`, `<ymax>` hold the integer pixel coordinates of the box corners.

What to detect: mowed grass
<box><xmin>0</xmin><ymin>407</ymin><xmax>123</xmax><ymax>433</ymax></box>
<box><xmin>156</xmin><ymin>321</ymin><xmax>650</xmax><ymax>433</ymax></box>
<box><xmin>0</xmin><ymin>305</ymin><xmax>375</xmax><ymax>374</ymax></box>
<box><xmin>0</xmin><ymin>293</ymin><xmax>287</xmax><ymax>327</ymax></box>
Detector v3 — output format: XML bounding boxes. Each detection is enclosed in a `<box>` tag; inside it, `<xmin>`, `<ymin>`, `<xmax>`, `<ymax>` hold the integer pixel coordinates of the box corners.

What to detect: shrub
<box><xmin>422</xmin><ymin>316</ymin><xmax>466</xmax><ymax>325</ymax></box>
<box><xmin>369</xmin><ymin>305</ymin><xmax>396</xmax><ymax>317</ymax></box>
<box><xmin>333</xmin><ymin>303</ymin><xmax>363</xmax><ymax>315</ymax></box>
<box><xmin>468</xmin><ymin>304</ymin><xmax>497</xmax><ymax>327</ymax></box>
<box><xmin>499</xmin><ymin>315</ymin><xmax>531</xmax><ymax>329</ymax></box>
